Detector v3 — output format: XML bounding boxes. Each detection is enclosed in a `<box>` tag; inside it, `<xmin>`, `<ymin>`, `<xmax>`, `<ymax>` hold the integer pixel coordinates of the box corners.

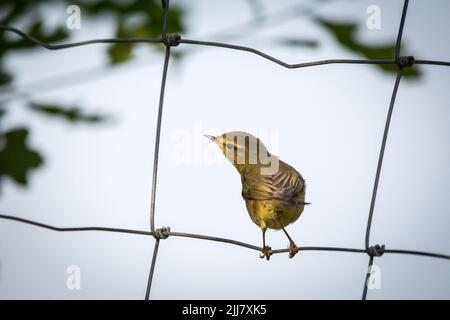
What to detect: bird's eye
<box><xmin>226</xmin><ymin>143</ymin><xmax>233</xmax><ymax>149</ymax></box>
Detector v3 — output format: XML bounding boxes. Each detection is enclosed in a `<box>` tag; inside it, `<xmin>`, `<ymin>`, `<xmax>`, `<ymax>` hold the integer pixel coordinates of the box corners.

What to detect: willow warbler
<box><xmin>205</xmin><ymin>131</ymin><xmax>309</xmax><ymax>260</ymax></box>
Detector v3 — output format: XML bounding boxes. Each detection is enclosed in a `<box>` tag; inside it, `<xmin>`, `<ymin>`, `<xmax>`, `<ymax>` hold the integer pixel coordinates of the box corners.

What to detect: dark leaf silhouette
<box><xmin>317</xmin><ymin>19</ymin><xmax>420</xmax><ymax>78</ymax></box>
<box><xmin>29</xmin><ymin>103</ymin><xmax>107</xmax><ymax>123</ymax></box>
<box><xmin>0</xmin><ymin>19</ymin><xmax>68</xmax><ymax>85</ymax></box>
<box><xmin>0</xmin><ymin>127</ymin><xmax>43</xmax><ymax>185</ymax></box>
<box><xmin>0</xmin><ymin>70</ymin><xmax>12</xmax><ymax>86</ymax></box>
<box><xmin>0</xmin><ymin>0</ymin><xmax>186</xmax><ymax>191</ymax></box>
<box><xmin>79</xmin><ymin>0</ymin><xmax>185</xmax><ymax>64</ymax></box>
<box><xmin>278</xmin><ymin>37</ymin><xmax>319</xmax><ymax>48</ymax></box>
<box><xmin>0</xmin><ymin>0</ymin><xmax>185</xmax><ymax>80</ymax></box>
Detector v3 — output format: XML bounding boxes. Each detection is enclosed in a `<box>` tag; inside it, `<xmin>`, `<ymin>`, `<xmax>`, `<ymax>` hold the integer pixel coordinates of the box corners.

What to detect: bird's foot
<box><xmin>260</xmin><ymin>246</ymin><xmax>272</xmax><ymax>261</ymax></box>
<box><xmin>289</xmin><ymin>241</ymin><xmax>299</xmax><ymax>258</ymax></box>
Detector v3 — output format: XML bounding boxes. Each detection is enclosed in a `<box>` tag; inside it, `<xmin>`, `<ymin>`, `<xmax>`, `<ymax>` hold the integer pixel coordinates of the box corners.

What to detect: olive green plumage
<box><xmin>205</xmin><ymin>131</ymin><xmax>309</xmax><ymax>260</ymax></box>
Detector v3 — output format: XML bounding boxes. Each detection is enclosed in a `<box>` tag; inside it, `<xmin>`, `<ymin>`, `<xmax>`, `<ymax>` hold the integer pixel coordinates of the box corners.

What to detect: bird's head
<box><xmin>204</xmin><ymin>131</ymin><xmax>278</xmax><ymax>174</ymax></box>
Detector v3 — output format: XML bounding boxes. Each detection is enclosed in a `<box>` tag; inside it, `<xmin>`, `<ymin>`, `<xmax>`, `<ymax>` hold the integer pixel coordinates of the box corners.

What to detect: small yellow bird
<box><xmin>205</xmin><ymin>131</ymin><xmax>309</xmax><ymax>260</ymax></box>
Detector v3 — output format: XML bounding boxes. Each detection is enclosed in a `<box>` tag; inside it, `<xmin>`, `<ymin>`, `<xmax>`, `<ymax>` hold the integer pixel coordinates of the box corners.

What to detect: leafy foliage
<box><xmin>318</xmin><ymin>19</ymin><xmax>420</xmax><ymax>78</ymax></box>
<box><xmin>0</xmin><ymin>0</ymin><xmax>185</xmax><ymax>83</ymax></box>
<box><xmin>78</xmin><ymin>0</ymin><xmax>184</xmax><ymax>64</ymax></box>
<box><xmin>30</xmin><ymin>103</ymin><xmax>107</xmax><ymax>123</ymax></box>
<box><xmin>278</xmin><ymin>37</ymin><xmax>319</xmax><ymax>48</ymax></box>
<box><xmin>0</xmin><ymin>0</ymin><xmax>185</xmax><ymax>192</ymax></box>
<box><xmin>0</xmin><ymin>127</ymin><xmax>43</xmax><ymax>186</ymax></box>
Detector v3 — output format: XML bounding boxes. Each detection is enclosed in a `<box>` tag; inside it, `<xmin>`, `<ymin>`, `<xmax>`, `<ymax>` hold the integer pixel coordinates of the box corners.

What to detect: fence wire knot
<box><xmin>396</xmin><ymin>55</ymin><xmax>415</xmax><ymax>69</ymax></box>
<box><xmin>368</xmin><ymin>244</ymin><xmax>385</xmax><ymax>257</ymax></box>
<box><xmin>153</xmin><ymin>226</ymin><xmax>171</xmax><ymax>240</ymax></box>
<box><xmin>163</xmin><ymin>34</ymin><xmax>181</xmax><ymax>47</ymax></box>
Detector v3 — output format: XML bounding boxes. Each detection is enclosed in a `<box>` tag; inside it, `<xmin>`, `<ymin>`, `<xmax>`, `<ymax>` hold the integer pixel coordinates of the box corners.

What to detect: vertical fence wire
<box><xmin>149</xmin><ymin>45</ymin><xmax>171</xmax><ymax>234</ymax></box>
<box><xmin>145</xmin><ymin>239</ymin><xmax>161</xmax><ymax>299</ymax></box>
<box><xmin>362</xmin><ymin>256</ymin><xmax>375</xmax><ymax>300</ymax></box>
<box><xmin>362</xmin><ymin>0</ymin><xmax>409</xmax><ymax>300</ymax></box>
<box><xmin>149</xmin><ymin>0</ymin><xmax>171</xmax><ymax>235</ymax></box>
<box><xmin>146</xmin><ymin>0</ymin><xmax>173</xmax><ymax>299</ymax></box>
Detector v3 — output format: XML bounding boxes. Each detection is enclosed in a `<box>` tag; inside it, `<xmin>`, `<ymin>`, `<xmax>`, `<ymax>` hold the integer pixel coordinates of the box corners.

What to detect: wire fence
<box><xmin>0</xmin><ymin>0</ymin><xmax>449</xmax><ymax>300</ymax></box>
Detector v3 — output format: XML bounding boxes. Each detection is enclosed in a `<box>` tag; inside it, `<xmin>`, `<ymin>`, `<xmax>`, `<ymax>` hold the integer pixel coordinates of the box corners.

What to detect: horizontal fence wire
<box><xmin>2</xmin><ymin>26</ymin><xmax>450</xmax><ymax>69</ymax></box>
<box><xmin>1</xmin><ymin>214</ymin><xmax>448</xmax><ymax>259</ymax></box>
<box><xmin>0</xmin><ymin>0</ymin><xmax>449</xmax><ymax>300</ymax></box>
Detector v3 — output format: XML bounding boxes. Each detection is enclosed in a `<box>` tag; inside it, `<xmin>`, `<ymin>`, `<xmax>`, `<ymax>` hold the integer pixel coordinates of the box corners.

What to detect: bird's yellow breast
<box><xmin>244</xmin><ymin>194</ymin><xmax>305</xmax><ymax>230</ymax></box>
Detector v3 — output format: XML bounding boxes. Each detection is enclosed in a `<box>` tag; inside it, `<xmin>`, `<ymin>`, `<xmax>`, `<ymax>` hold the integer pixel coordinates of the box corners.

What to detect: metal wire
<box><xmin>180</xmin><ymin>39</ymin><xmax>396</xmax><ymax>68</ymax></box>
<box><xmin>365</xmin><ymin>70</ymin><xmax>403</xmax><ymax>252</ymax></box>
<box><xmin>414</xmin><ymin>59</ymin><xmax>450</xmax><ymax>66</ymax></box>
<box><xmin>1</xmin><ymin>214</ymin><xmax>448</xmax><ymax>260</ymax></box>
<box><xmin>395</xmin><ymin>0</ymin><xmax>409</xmax><ymax>58</ymax></box>
<box><xmin>145</xmin><ymin>239</ymin><xmax>160</xmax><ymax>300</ymax></box>
<box><xmin>0</xmin><ymin>0</ymin><xmax>449</xmax><ymax>300</ymax></box>
<box><xmin>149</xmin><ymin>46</ymin><xmax>171</xmax><ymax>234</ymax></box>
<box><xmin>0</xmin><ymin>214</ymin><xmax>154</xmax><ymax>236</ymax></box>
<box><xmin>362</xmin><ymin>256</ymin><xmax>374</xmax><ymax>300</ymax></box>
<box><xmin>2</xmin><ymin>27</ymin><xmax>448</xmax><ymax>71</ymax></box>
<box><xmin>146</xmin><ymin>0</ymin><xmax>174</xmax><ymax>299</ymax></box>
<box><xmin>0</xmin><ymin>25</ymin><xmax>163</xmax><ymax>49</ymax></box>
<box><xmin>362</xmin><ymin>0</ymin><xmax>409</xmax><ymax>300</ymax></box>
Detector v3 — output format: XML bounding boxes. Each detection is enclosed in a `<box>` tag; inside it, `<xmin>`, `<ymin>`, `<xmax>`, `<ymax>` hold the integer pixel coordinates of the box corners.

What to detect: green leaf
<box><xmin>0</xmin><ymin>20</ymin><xmax>68</xmax><ymax>53</ymax></box>
<box><xmin>317</xmin><ymin>19</ymin><xmax>420</xmax><ymax>78</ymax></box>
<box><xmin>108</xmin><ymin>42</ymin><xmax>133</xmax><ymax>64</ymax></box>
<box><xmin>0</xmin><ymin>18</ymin><xmax>69</xmax><ymax>87</ymax></box>
<box><xmin>0</xmin><ymin>127</ymin><xmax>43</xmax><ymax>185</ymax></box>
<box><xmin>100</xmin><ymin>0</ymin><xmax>185</xmax><ymax>64</ymax></box>
<box><xmin>29</xmin><ymin>103</ymin><xmax>107</xmax><ymax>123</ymax></box>
<box><xmin>278</xmin><ymin>38</ymin><xmax>319</xmax><ymax>48</ymax></box>
<box><xmin>0</xmin><ymin>69</ymin><xmax>12</xmax><ymax>86</ymax></box>
<box><xmin>0</xmin><ymin>0</ymin><xmax>186</xmax><ymax>83</ymax></box>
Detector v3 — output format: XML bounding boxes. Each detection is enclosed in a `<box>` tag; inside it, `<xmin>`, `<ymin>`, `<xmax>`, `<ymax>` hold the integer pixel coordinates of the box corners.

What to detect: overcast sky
<box><xmin>0</xmin><ymin>0</ymin><xmax>449</xmax><ymax>299</ymax></box>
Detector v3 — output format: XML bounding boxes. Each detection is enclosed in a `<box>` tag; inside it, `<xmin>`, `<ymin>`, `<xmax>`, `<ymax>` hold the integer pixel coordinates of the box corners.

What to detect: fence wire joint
<box><xmin>154</xmin><ymin>226</ymin><xmax>171</xmax><ymax>240</ymax></box>
<box><xmin>367</xmin><ymin>244</ymin><xmax>385</xmax><ymax>257</ymax></box>
<box><xmin>163</xmin><ymin>34</ymin><xmax>181</xmax><ymax>47</ymax></box>
<box><xmin>396</xmin><ymin>55</ymin><xmax>415</xmax><ymax>69</ymax></box>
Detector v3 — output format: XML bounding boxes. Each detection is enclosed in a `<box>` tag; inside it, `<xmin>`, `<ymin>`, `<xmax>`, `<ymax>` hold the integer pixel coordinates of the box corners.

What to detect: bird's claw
<box><xmin>289</xmin><ymin>241</ymin><xmax>299</xmax><ymax>258</ymax></box>
<box><xmin>260</xmin><ymin>246</ymin><xmax>272</xmax><ymax>261</ymax></box>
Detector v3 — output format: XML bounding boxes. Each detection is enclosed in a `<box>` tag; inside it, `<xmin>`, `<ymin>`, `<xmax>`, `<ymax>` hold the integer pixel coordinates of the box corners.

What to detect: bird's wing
<box><xmin>242</xmin><ymin>164</ymin><xmax>304</xmax><ymax>202</ymax></box>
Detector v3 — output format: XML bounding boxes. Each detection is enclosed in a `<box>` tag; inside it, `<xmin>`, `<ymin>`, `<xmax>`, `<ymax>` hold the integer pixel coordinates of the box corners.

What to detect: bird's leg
<box><xmin>259</xmin><ymin>227</ymin><xmax>272</xmax><ymax>260</ymax></box>
<box><xmin>275</xmin><ymin>219</ymin><xmax>298</xmax><ymax>258</ymax></box>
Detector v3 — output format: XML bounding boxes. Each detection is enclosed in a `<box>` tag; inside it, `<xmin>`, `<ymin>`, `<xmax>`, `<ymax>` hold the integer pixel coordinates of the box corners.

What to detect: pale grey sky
<box><xmin>0</xmin><ymin>0</ymin><xmax>449</xmax><ymax>299</ymax></box>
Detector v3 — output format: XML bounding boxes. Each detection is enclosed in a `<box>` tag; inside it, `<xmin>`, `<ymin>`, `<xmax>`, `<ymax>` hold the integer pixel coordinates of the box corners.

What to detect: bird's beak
<box><xmin>204</xmin><ymin>134</ymin><xmax>216</xmax><ymax>142</ymax></box>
